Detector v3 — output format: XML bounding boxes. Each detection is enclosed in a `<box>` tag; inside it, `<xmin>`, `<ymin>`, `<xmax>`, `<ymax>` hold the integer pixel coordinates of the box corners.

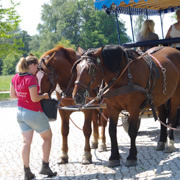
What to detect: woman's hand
<box><xmin>29</xmin><ymin>87</ymin><xmax>49</xmax><ymax>102</ymax></box>
<box><xmin>43</xmin><ymin>93</ymin><xmax>49</xmax><ymax>99</ymax></box>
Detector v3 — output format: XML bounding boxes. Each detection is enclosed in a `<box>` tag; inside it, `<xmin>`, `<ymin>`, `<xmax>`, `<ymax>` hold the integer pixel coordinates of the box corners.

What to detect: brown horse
<box><xmin>72</xmin><ymin>45</ymin><xmax>180</xmax><ymax>167</ymax></box>
<box><xmin>36</xmin><ymin>45</ymin><xmax>104</xmax><ymax>164</ymax></box>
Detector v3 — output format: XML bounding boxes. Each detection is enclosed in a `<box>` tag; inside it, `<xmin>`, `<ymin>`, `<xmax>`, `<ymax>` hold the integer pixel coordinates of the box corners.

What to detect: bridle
<box><xmin>38</xmin><ymin>57</ymin><xmax>56</xmax><ymax>98</ymax></box>
<box><xmin>74</xmin><ymin>55</ymin><xmax>103</xmax><ymax>99</ymax></box>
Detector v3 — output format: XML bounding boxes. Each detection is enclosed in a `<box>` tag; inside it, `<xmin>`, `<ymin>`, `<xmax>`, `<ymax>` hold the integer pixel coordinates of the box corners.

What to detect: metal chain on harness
<box><xmin>161</xmin><ymin>67</ymin><xmax>167</xmax><ymax>94</ymax></box>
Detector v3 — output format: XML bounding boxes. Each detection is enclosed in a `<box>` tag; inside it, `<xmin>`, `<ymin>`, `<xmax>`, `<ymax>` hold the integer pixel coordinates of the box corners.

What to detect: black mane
<box><xmin>101</xmin><ymin>45</ymin><xmax>125</xmax><ymax>73</ymax></box>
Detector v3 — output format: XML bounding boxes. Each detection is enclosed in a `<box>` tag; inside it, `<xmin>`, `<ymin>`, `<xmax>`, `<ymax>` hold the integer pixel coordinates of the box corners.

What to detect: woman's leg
<box><xmin>39</xmin><ymin>129</ymin><xmax>52</xmax><ymax>162</ymax></box>
<box><xmin>22</xmin><ymin>130</ymin><xmax>34</xmax><ymax>167</ymax></box>
<box><xmin>39</xmin><ymin>129</ymin><xmax>57</xmax><ymax>176</ymax></box>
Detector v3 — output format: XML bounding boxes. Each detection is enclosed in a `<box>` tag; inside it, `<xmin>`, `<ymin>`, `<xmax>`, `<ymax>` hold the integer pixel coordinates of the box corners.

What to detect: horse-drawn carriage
<box><xmin>36</xmin><ymin>0</ymin><xmax>180</xmax><ymax>168</ymax></box>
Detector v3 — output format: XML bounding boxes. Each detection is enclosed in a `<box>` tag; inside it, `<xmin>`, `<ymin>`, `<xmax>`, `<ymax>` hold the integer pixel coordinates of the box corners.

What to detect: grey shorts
<box><xmin>17</xmin><ymin>107</ymin><xmax>50</xmax><ymax>133</ymax></box>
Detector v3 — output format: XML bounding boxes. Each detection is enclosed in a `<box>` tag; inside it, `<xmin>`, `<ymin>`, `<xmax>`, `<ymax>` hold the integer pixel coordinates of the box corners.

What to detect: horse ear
<box><xmin>93</xmin><ymin>47</ymin><xmax>102</xmax><ymax>58</ymax></box>
<box><xmin>47</xmin><ymin>52</ymin><xmax>56</xmax><ymax>64</ymax></box>
<box><xmin>77</xmin><ymin>46</ymin><xmax>86</xmax><ymax>56</ymax></box>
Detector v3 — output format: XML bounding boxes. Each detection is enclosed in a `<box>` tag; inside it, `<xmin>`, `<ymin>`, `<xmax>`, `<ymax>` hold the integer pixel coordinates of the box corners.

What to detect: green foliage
<box><xmin>0</xmin><ymin>75</ymin><xmax>14</xmax><ymax>91</ymax></box>
<box><xmin>31</xmin><ymin>0</ymin><xmax>131</xmax><ymax>53</ymax></box>
<box><xmin>0</xmin><ymin>93</ymin><xmax>10</xmax><ymax>100</ymax></box>
<box><xmin>16</xmin><ymin>30</ymin><xmax>32</xmax><ymax>57</ymax></box>
<box><xmin>0</xmin><ymin>1</ymin><xmax>23</xmax><ymax>58</ymax></box>
<box><xmin>0</xmin><ymin>0</ymin><xmax>132</xmax><ymax>76</ymax></box>
<box><xmin>2</xmin><ymin>54</ymin><xmax>19</xmax><ymax>75</ymax></box>
<box><xmin>57</xmin><ymin>37</ymin><xmax>76</xmax><ymax>49</ymax></box>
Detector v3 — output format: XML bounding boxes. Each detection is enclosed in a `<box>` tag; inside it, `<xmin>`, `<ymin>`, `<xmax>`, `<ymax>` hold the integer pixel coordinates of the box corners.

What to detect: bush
<box><xmin>2</xmin><ymin>54</ymin><xmax>19</xmax><ymax>75</ymax></box>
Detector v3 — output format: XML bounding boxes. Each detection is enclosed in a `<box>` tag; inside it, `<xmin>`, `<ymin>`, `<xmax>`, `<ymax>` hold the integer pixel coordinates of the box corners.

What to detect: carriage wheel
<box><xmin>120</xmin><ymin>115</ymin><xmax>141</xmax><ymax>133</ymax></box>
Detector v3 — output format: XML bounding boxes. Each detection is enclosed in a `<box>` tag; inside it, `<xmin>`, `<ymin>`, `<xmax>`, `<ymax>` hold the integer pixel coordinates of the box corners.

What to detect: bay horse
<box><xmin>36</xmin><ymin>45</ymin><xmax>104</xmax><ymax>164</ymax></box>
<box><xmin>72</xmin><ymin>45</ymin><xmax>180</xmax><ymax>167</ymax></box>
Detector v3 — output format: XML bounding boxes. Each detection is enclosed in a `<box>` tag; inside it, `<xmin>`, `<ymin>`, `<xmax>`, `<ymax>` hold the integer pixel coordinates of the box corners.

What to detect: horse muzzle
<box><xmin>73</xmin><ymin>93</ymin><xmax>86</xmax><ymax>105</ymax></box>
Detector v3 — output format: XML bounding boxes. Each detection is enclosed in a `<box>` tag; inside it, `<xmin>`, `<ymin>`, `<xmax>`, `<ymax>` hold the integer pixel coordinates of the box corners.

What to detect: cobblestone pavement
<box><xmin>0</xmin><ymin>99</ymin><xmax>180</xmax><ymax>180</ymax></box>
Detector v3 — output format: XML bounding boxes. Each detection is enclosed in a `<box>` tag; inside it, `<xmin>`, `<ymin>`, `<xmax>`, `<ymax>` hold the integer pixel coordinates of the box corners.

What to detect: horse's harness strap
<box><xmin>75</xmin><ymin>80</ymin><xmax>89</xmax><ymax>89</ymax></box>
<box><xmin>102</xmin><ymin>84</ymin><xmax>147</xmax><ymax>98</ymax></box>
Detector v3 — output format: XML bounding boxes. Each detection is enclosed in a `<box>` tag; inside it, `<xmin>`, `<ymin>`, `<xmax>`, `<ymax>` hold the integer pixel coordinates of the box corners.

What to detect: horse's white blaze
<box><xmin>36</xmin><ymin>71</ymin><xmax>44</xmax><ymax>93</ymax></box>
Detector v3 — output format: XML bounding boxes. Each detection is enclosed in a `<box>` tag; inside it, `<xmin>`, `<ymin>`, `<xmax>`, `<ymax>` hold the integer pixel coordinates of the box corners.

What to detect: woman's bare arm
<box><xmin>10</xmin><ymin>84</ymin><xmax>18</xmax><ymax>99</ymax></box>
<box><xmin>29</xmin><ymin>86</ymin><xmax>49</xmax><ymax>102</ymax></box>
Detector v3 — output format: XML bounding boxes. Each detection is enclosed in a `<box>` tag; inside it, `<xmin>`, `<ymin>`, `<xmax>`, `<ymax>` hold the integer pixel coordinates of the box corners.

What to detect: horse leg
<box><xmin>58</xmin><ymin>111</ymin><xmax>70</xmax><ymax>164</ymax></box>
<box><xmin>91</xmin><ymin>110</ymin><xmax>99</xmax><ymax>149</ymax></box>
<box><xmin>125</xmin><ymin>111</ymin><xmax>140</xmax><ymax>167</ymax></box>
<box><xmin>156</xmin><ymin>104</ymin><xmax>168</xmax><ymax>151</ymax></box>
<box><xmin>98</xmin><ymin>110</ymin><xmax>107</xmax><ymax>152</ymax></box>
<box><xmin>108</xmin><ymin>114</ymin><xmax>120</xmax><ymax>167</ymax></box>
<box><xmin>165</xmin><ymin>98</ymin><xmax>179</xmax><ymax>153</ymax></box>
<box><xmin>82</xmin><ymin>111</ymin><xmax>92</xmax><ymax>164</ymax></box>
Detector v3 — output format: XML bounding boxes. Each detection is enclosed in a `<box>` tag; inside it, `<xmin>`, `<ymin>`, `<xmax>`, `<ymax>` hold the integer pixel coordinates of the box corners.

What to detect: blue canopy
<box><xmin>94</xmin><ymin>0</ymin><xmax>180</xmax><ymax>15</ymax></box>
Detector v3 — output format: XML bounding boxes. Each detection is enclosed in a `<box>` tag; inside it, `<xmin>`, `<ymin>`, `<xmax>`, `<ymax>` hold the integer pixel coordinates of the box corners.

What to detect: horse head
<box><xmin>36</xmin><ymin>52</ymin><xmax>57</xmax><ymax>97</ymax></box>
<box><xmin>72</xmin><ymin>45</ymin><xmax>135</xmax><ymax>105</ymax></box>
<box><xmin>36</xmin><ymin>46</ymin><xmax>81</xmax><ymax>98</ymax></box>
<box><xmin>72</xmin><ymin>47</ymin><xmax>105</xmax><ymax>105</ymax></box>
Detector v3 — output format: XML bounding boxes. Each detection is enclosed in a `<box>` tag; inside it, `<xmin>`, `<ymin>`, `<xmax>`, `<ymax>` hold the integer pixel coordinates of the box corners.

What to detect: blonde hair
<box><xmin>16</xmin><ymin>54</ymin><xmax>38</xmax><ymax>73</ymax></box>
<box><xmin>141</xmin><ymin>19</ymin><xmax>155</xmax><ymax>38</ymax></box>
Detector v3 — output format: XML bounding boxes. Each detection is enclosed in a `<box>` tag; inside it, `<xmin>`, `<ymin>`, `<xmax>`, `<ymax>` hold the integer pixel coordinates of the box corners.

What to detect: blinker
<box><xmin>97</xmin><ymin>58</ymin><xmax>100</xmax><ymax>63</ymax></box>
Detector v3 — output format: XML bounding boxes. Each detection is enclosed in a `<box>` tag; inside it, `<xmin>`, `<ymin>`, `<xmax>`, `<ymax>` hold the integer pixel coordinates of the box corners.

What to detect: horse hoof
<box><xmin>156</xmin><ymin>141</ymin><xmax>165</xmax><ymax>151</ymax></box>
<box><xmin>82</xmin><ymin>152</ymin><xmax>92</xmax><ymax>165</ymax></box>
<box><xmin>98</xmin><ymin>144</ymin><xmax>107</xmax><ymax>152</ymax></box>
<box><xmin>125</xmin><ymin>160</ymin><xmax>137</xmax><ymax>167</ymax></box>
<box><xmin>165</xmin><ymin>140</ymin><xmax>175</xmax><ymax>153</ymax></box>
<box><xmin>91</xmin><ymin>142</ymin><xmax>98</xmax><ymax>149</ymax></box>
<box><xmin>107</xmin><ymin>160</ymin><xmax>120</xmax><ymax>167</ymax></box>
<box><xmin>57</xmin><ymin>158</ymin><xmax>68</xmax><ymax>164</ymax></box>
<box><xmin>81</xmin><ymin>158</ymin><xmax>92</xmax><ymax>164</ymax></box>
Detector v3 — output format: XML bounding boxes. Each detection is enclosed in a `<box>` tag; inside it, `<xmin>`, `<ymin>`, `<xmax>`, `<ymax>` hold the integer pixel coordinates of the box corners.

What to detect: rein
<box><xmin>74</xmin><ymin>55</ymin><xmax>103</xmax><ymax>101</ymax></box>
<box><xmin>98</xmin><ymin>52</ymin><xmax>148</xmax><ymax>99</ymax></box>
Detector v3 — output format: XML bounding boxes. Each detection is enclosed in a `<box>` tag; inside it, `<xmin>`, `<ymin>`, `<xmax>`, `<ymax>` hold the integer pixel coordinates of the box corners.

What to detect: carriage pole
<box><xmin>129</xmin><ymin>7</ymin><xmax>135</xmax><ymax>42</ymax></box>
<box><xmin>160</xmin><ymin>11</ymin><xmax>164</xmax><ymax>39</ymax></box>
<box><xmin>115</xmin><ymin>8</ymin><xmax>121</xmax><ymax>45</ymax></box>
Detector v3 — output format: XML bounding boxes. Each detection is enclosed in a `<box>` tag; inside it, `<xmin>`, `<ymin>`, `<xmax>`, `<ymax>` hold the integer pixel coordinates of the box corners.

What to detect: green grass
<box><xmin>0</xmin><ymin>93</ymin><xmax>10</xmax><ymax>100</ymax></box>
<box><xmin>0</xmin><ymin>75</ymin><xmax>14</xmax><ymax>100</ymax></box>
<box><xmin>0</xmin><ymin>75</ymin><xmax>14</xmax><ymax>91</ymax></box>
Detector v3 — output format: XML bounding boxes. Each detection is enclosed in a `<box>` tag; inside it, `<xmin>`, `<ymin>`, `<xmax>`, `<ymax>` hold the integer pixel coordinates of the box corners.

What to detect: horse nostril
<box><xmin>74</xmin><ymin>93</ymin><xmax>83</xmax><ymax>105</ymax></box>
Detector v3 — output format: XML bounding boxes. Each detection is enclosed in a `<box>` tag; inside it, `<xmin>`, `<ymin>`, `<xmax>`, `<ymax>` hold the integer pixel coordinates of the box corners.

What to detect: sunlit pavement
<box><xmin>0</xmin><ymin>99</ymin><xmax>180</xmax><ymax>180</ymax></box>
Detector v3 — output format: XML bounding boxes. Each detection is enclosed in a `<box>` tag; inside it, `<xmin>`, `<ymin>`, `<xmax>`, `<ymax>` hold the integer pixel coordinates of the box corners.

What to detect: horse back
<box><xmin>149</xmin><ymin>47</ymin><xmax>180</xmax><ymax>106</ymax></box>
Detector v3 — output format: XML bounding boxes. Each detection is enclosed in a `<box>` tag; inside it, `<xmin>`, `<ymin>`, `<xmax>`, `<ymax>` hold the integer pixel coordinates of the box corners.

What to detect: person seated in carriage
<box><xmin>136</xmin><ymin>19</ymin><xmax>159</xmax><ymax>52</ymax></box>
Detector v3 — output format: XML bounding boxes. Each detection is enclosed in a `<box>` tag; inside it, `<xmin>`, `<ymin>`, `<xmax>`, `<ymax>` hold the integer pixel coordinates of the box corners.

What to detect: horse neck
<box><xmin>55</xmin><ymin>61</ymin><xmax>76</xmax><ymax>92</ymax></box>
<box><xmin>57</xmin><ymin>74</ymin><xmax>75</xmax><ymax>91</ymax></box>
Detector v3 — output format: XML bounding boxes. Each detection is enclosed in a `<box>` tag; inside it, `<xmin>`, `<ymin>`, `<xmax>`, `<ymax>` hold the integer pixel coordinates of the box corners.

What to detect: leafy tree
<box><xmin>29</xmin><ymin>35</ymin><xmax>43</xmax><ymax>58</ymax></box>
<box><xmin>57</xmin><ymin>37</ymin><xmax>76</xmax><ymax>49</ymax></box>
<box><xmin>16</xmin><ymin>30</ymin><xmax>32</xmax><ymax>57</ymax></box>
<box><xmin>36</xmin><ymin>0</ymin><xmax>131</xmax><ymax>51</ymax></box>
<box><xmin>0</xmin><ymin>0</ymin><xmax>23</xmax><ymax>58</ymax></box>
<box><xmin>2</xmin><ymin>54</ymin><xmax>19</xmax><ymax>75</ymax></box>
